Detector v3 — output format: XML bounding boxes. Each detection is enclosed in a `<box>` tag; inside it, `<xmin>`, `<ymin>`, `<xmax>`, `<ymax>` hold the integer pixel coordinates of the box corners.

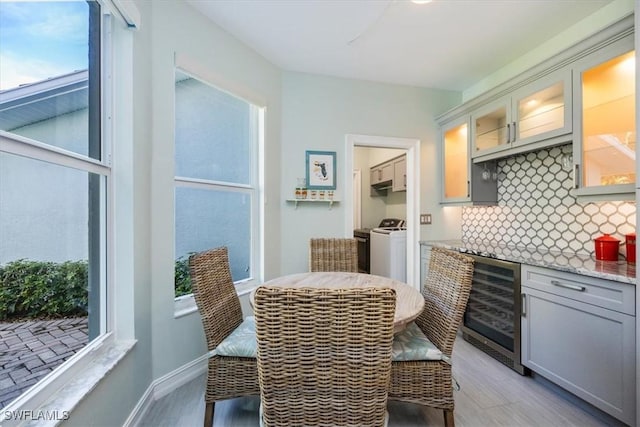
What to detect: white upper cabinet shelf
<box><xmin>286</xmin><ymin>199</ymin><xmax>339</xmax><ymax>210</ymax></box>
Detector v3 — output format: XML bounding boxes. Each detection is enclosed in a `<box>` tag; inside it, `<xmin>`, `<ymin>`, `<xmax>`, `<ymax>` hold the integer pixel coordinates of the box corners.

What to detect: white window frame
<box><xmin>0</xmin><ymin>2</ymin><xmax>137</xmax><ymax>423</ymax></box>
<box><xmin>173</xmin><ymin>56</ymin><xmax>265</xmax><ymax>317</ymax></box>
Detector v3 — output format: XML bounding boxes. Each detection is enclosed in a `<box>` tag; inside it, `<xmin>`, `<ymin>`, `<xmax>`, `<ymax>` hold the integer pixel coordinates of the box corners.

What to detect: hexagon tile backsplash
<box><xmin>462</xmin><ymin>144</ymin><xmax>636</xmax><ymax>256</ymax></box>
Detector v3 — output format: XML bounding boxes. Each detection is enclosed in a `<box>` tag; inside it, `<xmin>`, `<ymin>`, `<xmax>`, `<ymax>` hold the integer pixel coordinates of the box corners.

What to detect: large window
<box><xmin>0</xmin><ymin>0</ymin><xmax>108</xmax><ymax>408</ymax></box>
<box><xmin>174</xmin><ymin>68</ymin><xmax>262</xmax><ymax>298</ymax></box>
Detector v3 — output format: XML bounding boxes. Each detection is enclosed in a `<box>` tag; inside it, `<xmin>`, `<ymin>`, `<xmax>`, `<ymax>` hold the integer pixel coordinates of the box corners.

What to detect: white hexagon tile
<box><xmin>462</xmin><ymin>144</ymin><xmax>636</xmax><ymax>255</ymax></box>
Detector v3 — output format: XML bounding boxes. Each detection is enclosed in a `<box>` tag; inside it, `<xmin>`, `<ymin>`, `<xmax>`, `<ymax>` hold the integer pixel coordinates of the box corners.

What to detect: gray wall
<box><xmin>146</xmin><ymin>0</ymin><xmax>282</xmax><ymax>380</ymax></box>
<box><xmin>0</xmin><ymin>110</ymin><xmax>89</xmax><ymax>264</ymax></box>
<box><xmin>65</xmin><ymin>1</ymin><xmax>636</xmax><ymax>425</ymax></box>
<box><xmin>66</xmin><ymin>0</ymin><xmax>282</xmax><ymax>424</ymax></box>
<box><xmin>280</xmin><ymin>71</ymin><xmax>461</xmax><ymax>275</ymax></box>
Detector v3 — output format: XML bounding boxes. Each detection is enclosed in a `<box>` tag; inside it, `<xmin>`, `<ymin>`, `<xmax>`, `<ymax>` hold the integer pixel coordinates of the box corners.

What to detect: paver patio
<box><xmin>0</xmin><ymin>317</ymin><xmax>88</xmax><ymax>408</ymax></box>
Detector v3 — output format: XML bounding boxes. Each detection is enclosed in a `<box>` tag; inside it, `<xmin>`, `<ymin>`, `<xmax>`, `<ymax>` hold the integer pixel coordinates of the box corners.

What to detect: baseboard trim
<box><xmin>122</xmin><ymin>354</ymin><xmax>208</xmax><ymax>427</ymax></box>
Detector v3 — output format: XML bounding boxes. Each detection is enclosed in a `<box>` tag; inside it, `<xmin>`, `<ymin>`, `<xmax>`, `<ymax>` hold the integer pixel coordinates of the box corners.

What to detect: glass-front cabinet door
<box><xmin>512</xmin><ymin>69</ymin><xmax>572</xmax><ymax>146</ymax></box>
<box><xmin>471</xmin><ymin>98</ymin><xmax>511</xmax><ymax>158</ymax></box>
<box><xmin>472</xmin><ymin>70</ymin><xmax>572</xmax><ymax>160</ymax></box>
<box><xmin>572</xmin><ymin>34</ymin><xmax>635</xmax><ymax>198</ymax></box>
<box><xmin>441</xmin><ymin>118</ymin><xmax>470</xmax><ymax>203</ymax></box>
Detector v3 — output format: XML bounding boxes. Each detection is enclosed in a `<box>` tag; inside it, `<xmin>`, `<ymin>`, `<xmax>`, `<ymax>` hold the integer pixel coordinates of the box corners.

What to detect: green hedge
<box><xmin>0</xmin><ymin>257</ymin><xmax>194</xmax><ymax>320</ymax></box>
<box><xmin>0</xmin><ymin>259</ymin><xmax>89</xmax><ymax>321</ymax></box>
<box><xmin>174</xmin><ymin>256</ymin><xmax>192</xmax><ymax>297</ymax></box>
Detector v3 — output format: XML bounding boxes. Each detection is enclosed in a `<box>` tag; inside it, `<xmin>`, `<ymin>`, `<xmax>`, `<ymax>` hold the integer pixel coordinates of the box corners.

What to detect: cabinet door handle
<box><xmin>512</xmin><ymin>122</ymin><xmax>517</xmax><ymax>142</ymax></box>
<box><xmin>551</xmin><ymin>280</ymin><xmax>586</xmax><ymax>292</ymax></box>
<box><xmin>467</xmin><ymin>180</ymin><xmax>470</xmax><ymax>198</ymax></box>
<box><xmin>521</xmin><ymin>293</ymin><xmax>526</xmax><ymax>317</ymax></box>
<box><xmin>506</xmin><ymin>123</ymin><xmax>511</xmax><ymax>144</ymax></box>
<box><xmin>573</xmin><ymin>164</ymin><xmax>579</xmax><ymax>189</ymax></box>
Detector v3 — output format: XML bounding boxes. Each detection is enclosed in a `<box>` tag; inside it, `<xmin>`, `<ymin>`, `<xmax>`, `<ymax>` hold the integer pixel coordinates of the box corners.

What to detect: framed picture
<box><xmin>306</xmin><ymin>150</ymin><xmax>336</xmax><ymax>190</ymax></box>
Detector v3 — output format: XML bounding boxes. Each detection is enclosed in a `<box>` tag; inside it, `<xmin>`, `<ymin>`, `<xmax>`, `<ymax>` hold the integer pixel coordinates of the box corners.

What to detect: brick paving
<box><xmin>0</xmin><ymin>317</ymin><xmax>88</xmax><ymax>408</ymax></box>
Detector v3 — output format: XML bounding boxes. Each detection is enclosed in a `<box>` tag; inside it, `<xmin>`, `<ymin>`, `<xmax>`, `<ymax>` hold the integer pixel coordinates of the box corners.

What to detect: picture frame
<box><xmin>306</xmin><ymin>150</ymin><xmax>336</xmax><ymax>190</ymax></box>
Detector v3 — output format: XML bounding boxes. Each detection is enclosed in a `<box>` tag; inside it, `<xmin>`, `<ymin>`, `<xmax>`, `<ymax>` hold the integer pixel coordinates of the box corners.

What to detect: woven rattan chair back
<box><xmin>388</xmin><ymin>247</ymin><xmax>474</xmax><ymax>427</ymax></box>
<box><xmin>190</xmin><ymin>247</ymin><xmax>243</xmax><ymax>352</ymax></box>
<box><xmin>309</xmin><ymin>237</ymin><xmax>359</xmax><ymax>272</ymax></box>
<box><xmin>416</xmin><ymin>247</ymin><xmax>475</xmax><ymax>356</ymax></box>
<box><xmin>254</xmin><ymin>286</ymin><xmax>396</xmax><ymax>427</ymax></box>
<box><xmin>189</xmin><ymin>247</ymin><xmax>259</xmax><ymax>427</ymax></box>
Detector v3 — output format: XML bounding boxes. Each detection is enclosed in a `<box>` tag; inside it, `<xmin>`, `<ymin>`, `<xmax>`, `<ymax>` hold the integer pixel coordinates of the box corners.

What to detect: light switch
<box><xmin>420</xmin><ymin>214</ymin><xmax>432</xmax><ymax>225</ymax></box>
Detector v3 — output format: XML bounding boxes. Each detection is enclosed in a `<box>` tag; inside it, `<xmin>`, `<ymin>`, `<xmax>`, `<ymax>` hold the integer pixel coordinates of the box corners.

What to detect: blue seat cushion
<box><xmin>212</xmin><ymin>316</ymin><xmax>257</xmax><ymax>358</ymax></box>
<box><xmin>392</xmin><ymin>322</ymin><xmax>444</xmax><ymax>362</ymax></box>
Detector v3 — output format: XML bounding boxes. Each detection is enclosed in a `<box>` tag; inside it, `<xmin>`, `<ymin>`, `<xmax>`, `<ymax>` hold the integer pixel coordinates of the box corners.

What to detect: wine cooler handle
<box><xmin>551</xmin><ymin>280</ymin><xmax>586</xmax><ymax>292</ymax></box>
<box><xmin>521</xmin><ymin>293</ymin><xmax>526</xmax><ymax>317</ymax></box>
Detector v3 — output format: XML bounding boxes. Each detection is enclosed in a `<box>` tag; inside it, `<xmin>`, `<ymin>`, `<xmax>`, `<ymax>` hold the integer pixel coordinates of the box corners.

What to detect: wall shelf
<box><xmin>286</xmin><ymin>199</ymin><xmax>339</xmax><ymax>210</ymax></box>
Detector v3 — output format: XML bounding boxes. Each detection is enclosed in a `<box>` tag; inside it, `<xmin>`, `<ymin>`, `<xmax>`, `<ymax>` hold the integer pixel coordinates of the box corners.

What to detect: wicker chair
<box><xmin>309</xmin><ymin>237</ymin><xmax>359</xmax><ymax>272</ymax></box>
<box><xmin>389</xmin><ymin>247</ymin><xmax>474</xmax><ymax>427</ymax></box>
<box><xmin>189</xmin><ymin>247</ymin><xmax>259</xmax><ymax>427</ymax></box>
<box><xmin>254</xmin><ymin>286</ymin><xmax>396</xmax><ymax>427</ymax></box>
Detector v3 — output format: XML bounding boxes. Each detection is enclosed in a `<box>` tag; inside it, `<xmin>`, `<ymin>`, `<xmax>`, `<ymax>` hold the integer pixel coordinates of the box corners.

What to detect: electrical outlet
<box><xmin>420</xmin><ymin>214</ymin><xmax>432</xmax><ymax>225</ymax></box>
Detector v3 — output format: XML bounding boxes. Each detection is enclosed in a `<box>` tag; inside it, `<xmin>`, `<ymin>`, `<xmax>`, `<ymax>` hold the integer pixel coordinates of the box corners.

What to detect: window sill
<box><xmin>174</xmin><ymin>279</ymin><xmax>258</xmax><ymax>318</ymax></box>
<box><xmin>174</xmin><ymin>294</ymin><xmax>198</xmax><ymax>318</ymax></box>
<box><xmin>2</xmin><ymin>334</ymin><xmax>136</xmax><ymax>427</ymax></box>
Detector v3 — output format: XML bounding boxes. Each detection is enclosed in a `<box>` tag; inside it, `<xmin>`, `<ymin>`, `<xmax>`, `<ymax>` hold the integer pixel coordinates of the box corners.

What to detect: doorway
<box><xmin>343</xmin><ymin>134</ymin><xmax>421</xmax><ymax>289</ymax></box>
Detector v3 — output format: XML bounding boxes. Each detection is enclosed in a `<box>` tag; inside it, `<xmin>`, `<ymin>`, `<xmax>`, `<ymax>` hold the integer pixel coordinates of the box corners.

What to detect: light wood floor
<box><xmin>140</xmin><ymin>335</ymin><xmax>623</xmax><ymax>427</ymax></box>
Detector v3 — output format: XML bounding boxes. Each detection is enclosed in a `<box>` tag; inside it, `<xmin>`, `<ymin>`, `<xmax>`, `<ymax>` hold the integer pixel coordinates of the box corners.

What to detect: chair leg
<box><xmin>443</xmin><ymin>409</ymin><xmax>454</xmax><ymax>427</ymax></box>
<box><xmin>204</xmin><ymin>402</ymin><xmax>215</xmax><ymax>427</ymax></box>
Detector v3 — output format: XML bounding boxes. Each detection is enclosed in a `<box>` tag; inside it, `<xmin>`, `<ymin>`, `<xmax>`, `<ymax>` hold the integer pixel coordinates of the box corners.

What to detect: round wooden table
<box><xmin>250</xmin><ymin>272</ymin><xmax>425</xmax><ymax>333</ymax></box>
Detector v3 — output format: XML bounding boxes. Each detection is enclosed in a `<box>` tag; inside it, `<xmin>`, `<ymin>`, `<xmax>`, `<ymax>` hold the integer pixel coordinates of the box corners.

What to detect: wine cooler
<box><xmin>461</xmin><ymin>253</ymin><xmax>528</xmax><ymax>375</ymax></box>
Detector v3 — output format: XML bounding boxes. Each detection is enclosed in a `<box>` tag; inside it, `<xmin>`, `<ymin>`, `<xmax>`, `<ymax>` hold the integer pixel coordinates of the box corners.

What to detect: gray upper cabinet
<box><xmin>471</xmin><ymin>97</ymin><xmax>511</xmax><ymax>159</ymax></box>
<box><xmin>511</xmin><ymin>69</ymin><xmax>572</xmax><ymax>148</ymax></box>
<box><xmin>571</xmin><ymin>33</ymin><xmax>635</xmax><ymax>200</ymax></box>
<box><xmin>370</xmin><ymin>154</ymin><xmax>407</xmax><ymax>194</ymax></box>
<box><xmin>438</xmin><ymin>16</ymin><xmax>634</xmax><ymax>202</ymax></box>
<box><xmin>471</xmin><ymin>68</ymin><xmax>572</xmax><ymax>162</ymax></box>
<box><xmin>392</xmin><ymin>155</ymin><xmax>407</xmax><ymax>192</ymax></box>
<box><xmin>440</xmin><ymin>116</ymin><xmax>498</xmax><ymax>205</ymax></box>
<box><xmin>370</xmin><ymin>161</ymin><xmax>393</xmax><ymax>186</ymax></box>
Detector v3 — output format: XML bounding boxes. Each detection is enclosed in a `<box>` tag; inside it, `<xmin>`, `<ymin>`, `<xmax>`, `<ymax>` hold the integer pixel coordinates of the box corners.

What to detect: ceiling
<box><xmin>188</xmin><ymin>0</ymin><xmax>615</xmax><ymax>92</ymax></box>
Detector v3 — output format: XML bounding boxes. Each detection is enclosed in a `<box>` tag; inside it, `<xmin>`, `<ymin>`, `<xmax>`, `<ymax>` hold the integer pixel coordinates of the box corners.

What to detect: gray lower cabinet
<box><xmin>520</xmin><ymin>265</ymin><xmax>636</xmax><ymax>425</ymax></box>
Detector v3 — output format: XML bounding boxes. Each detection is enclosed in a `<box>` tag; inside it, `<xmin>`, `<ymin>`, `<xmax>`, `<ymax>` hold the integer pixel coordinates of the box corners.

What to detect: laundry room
<box><xmin>352</xmin><ymin>146</ymin><xmax>407</xmax><ymax>279</ymax></box>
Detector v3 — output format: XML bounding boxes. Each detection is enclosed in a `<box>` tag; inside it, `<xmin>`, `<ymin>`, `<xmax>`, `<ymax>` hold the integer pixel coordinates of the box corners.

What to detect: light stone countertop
<box><xmin>421</xmin><ymin>240</ymin><xmax>636</xmax><ymax>285</ymax></box>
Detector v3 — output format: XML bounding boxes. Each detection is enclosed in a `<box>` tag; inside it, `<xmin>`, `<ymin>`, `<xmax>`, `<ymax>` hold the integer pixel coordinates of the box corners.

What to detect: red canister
<box><xmin>594</xmin><ymin>234</ymin><xmax>621</xmax><ymax>261</ymax></box>
<box><xmin>625</xmin><ymin>233</ymin><xmax>636</xmax><ymax>264</ymax></box>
